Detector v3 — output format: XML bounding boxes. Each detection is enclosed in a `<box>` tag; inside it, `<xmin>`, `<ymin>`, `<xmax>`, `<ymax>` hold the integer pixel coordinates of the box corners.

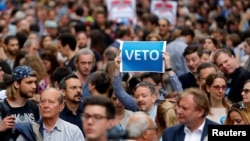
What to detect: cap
<box><xmin>12</xmin><ymin>65</ymin><xmax>34</xmax><ymax>81</ymax></box>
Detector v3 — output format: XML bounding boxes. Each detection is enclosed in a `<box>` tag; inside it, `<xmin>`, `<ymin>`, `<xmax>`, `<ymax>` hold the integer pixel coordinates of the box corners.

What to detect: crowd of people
<box><xmin>0</xmin><ymin>0</ymin><xmax>250</xmax><ymax>141</ymax></box>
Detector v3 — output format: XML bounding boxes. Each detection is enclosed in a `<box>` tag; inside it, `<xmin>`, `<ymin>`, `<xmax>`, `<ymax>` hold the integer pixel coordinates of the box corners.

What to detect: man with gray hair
<box><xmin>125</xmin><ymin>111</ymin><xmax>157</xmax><ymax>141</ymax></box>
<box><xmin>14</xmin><ymin>87</ymin><xmax>85</xmax><ymax>141</ymax></box>
<box><xmin>74</xmin><ymin>48</ymin><xmax>96</xmax><ymax>100</ymax></box>
<box><xmin>22</xmin><ymin>39</ymin><xmax>39</xmax><ymax>56</ymax></box>
<box><xmin>74</xmin><ymin>48</ymin><xmax>96</xmax><ymax>85</ymax></box>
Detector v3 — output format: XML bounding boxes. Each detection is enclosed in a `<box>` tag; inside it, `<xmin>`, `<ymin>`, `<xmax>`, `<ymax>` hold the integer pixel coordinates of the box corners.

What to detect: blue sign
<box><xmin>120</xmin><ymin>41</ymin><xmax>166</xmax><ymax>72</ymax></box>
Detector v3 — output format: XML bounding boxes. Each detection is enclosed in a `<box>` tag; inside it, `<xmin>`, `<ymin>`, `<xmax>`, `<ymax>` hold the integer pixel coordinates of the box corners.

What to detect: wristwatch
<box><xmin>165</xmin><ymin>68</ymin><xmax>172</xmax><ymax>72</ymax></box>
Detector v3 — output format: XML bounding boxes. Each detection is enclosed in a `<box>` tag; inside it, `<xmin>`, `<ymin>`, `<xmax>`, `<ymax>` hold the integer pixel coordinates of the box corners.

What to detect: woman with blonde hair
<box><xmin>146</xmin><ymin>33</ymin><xmax>162</xmax><ymax>41</ymax></box>
<box><xmin>155</xmin><ymin>100</ymin><xmax>178</xmax><ymax>141</ymax></box>
<box><xmin>224</xmin><ymin>102</ymin><xmax>250</xmax><ymax>125</ymax></box>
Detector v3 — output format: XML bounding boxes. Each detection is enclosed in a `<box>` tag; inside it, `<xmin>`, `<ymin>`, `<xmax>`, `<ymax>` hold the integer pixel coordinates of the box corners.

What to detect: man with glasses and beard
<box><xmin>59</xmin><ymin>73</ymin><xmax>84</xmax><ymax>134</ymax></box>
<box><xmin>0</xmin><ymin>65</ymin><xmax>40</xmax><ymax>141</ymax></box>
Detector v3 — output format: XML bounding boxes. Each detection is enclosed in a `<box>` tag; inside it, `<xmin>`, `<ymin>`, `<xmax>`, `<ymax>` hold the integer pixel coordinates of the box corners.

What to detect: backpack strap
<box><xmin>0</xmin><ymin>99</ymin><xmax>16</xmax><ymax>141</ymax></box>
<box><xmin>0</xmin><ymin>99</ymin><xmax>11</xmax><ymax>118</ymax></box>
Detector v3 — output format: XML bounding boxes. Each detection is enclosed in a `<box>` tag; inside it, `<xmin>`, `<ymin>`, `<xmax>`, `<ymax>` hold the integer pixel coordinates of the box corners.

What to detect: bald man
<box><xmin>125</xmin><ymin>112</ymin><xmax>157</xmax><ymax>141</ymax></box>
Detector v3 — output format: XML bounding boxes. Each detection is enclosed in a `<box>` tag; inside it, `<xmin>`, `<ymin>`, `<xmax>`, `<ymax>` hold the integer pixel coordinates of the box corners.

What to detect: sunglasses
<box><xmin>242</xmin><ymin>88</ymin><xmax>250</xmax><ymax>94</ymax></box>
<box><xmin>230</xmin><ymin>101</ymin><xmax>245</xmax><ymax>110</ymax></box>
<box><xmin>212</xmin><ymin>85</ymin><xmax>227</xmax><ymax>91</ymax></box>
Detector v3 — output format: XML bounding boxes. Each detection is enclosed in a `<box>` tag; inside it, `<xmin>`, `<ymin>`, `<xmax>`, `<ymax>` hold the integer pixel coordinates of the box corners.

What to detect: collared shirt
<box><xmin>148</xmin><ymin>105</ymin><xmax>157</xmax><ymax>124</ymax></box>
<box><xmin>184</xmin><ymin>119</ymin><xmax>205</xmax><ymax>141</ymax></box>
<box><xmin>166</xmin><ymin>37</ymin><xmax>189</xmax><ymax>77</ymax></box>
<box><xmin>120</xmin><ymin>110</ymin><xmax>134</xmax><ymax>129</ymax></box>
<box><xmin>43</xmin><ymin>118</ymin><xmax>85</xmax><ymax>141</ymax></box>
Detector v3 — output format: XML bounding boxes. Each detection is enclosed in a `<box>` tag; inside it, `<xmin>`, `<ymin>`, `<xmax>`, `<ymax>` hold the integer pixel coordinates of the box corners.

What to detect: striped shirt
<box><xmin>43</xmin><ymin>118</ymin><xmax>85</xmax><ymax>141</ymax></box>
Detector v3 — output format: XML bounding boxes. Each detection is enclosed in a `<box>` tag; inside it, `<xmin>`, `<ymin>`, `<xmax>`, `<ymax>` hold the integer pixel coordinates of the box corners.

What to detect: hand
<box><xmin>114</xmin><ymin>50</ymin><xmax>121</xmax><ymax>75</ymax></box>
<box><xmin>162</xmin><ymin>51</ymin><xmax>171</xmax><ymax>69</ymax></box>
<box><xmin>238</xmin><ymin>42</ymin><xmax>244</xmax><ymax>51</ymax></box>
<box><xmin>0</xmin><ymin>115</ymin><xmax>15</xmax><ymax>132</ymax></box>
<box><xmin>209</xmin><ymin>49</ymin><xmax>217</xmax><ymax>63</ymax></box>
<box><xmin>114</xmin><ymin>50</ymin><xmax>121</xmax><ymax>70</ymax></box>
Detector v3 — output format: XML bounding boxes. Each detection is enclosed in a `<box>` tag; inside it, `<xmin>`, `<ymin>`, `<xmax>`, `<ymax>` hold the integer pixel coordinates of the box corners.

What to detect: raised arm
<box><xmin>113</xmin><ymin>54</ymin><xmax>138</xmax><ymax>111</ymax></box>
<box><xmin>163</xmin><ymin>51</ymin><xmax>183</xmax><ymax>92</ymax></box>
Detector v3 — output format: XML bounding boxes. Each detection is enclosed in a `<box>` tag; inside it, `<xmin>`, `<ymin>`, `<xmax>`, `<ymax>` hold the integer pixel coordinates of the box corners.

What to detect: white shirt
<box><xmin>206</xmin><ymin>107</ymin><xmax>227</xmax><ymax>124</ymax></box>
<box><xmin>0</xmin><ymin>90</ymin><xmax>6</xmax><ymax>100</ymax></box>
<box><xmin>184</xmin><ymin>119</ymin><xmax>205</xmax><ymax>141</ymax></box>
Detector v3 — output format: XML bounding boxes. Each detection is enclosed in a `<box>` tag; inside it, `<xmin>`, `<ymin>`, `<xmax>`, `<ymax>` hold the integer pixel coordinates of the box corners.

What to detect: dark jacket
<box><xmin>179</xmin><ymin>72</ymin><xmax>198</xmax><ymax>89</ymax></box>
<box><xmin>226</xmin><ymin>67</ymin><xmax>250</xmax><ymax>103</ymax></box>
<box><xmin>162</xmin><ymin>118</ymin><xmax>218</xmax><ymax>141</ymax></box>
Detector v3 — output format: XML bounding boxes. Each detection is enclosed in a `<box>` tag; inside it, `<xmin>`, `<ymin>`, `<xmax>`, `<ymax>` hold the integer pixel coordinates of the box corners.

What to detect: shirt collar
<box><xmin>184</xmin><ymin>118</ymin><xmax>206</xmax><ymax>133</ymax></box>
<box><xmin>43</xmin><ymin>118</ymin><xmax>63</xmax><ymax>132</ymax></box>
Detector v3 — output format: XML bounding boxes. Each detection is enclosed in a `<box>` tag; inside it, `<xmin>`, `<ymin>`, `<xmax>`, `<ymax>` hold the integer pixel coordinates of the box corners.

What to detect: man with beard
<box><xmin>76</xmin><ymin>31</ymin><xmax>89</xmax><ymax>50</ymax></box>
<box><xmin>59</xmin><ymin>74</ymin><xmax>84</xmax><ymax>134</ymax></box>
<box><xmin>3</xmin><ymin>35</ymin><xmax>19</xmax><ymax>70</ymax></box>
<box><xmin>0</xmin><ymin>65</ymin><xmax>40</xmax><ymax>141</ymax></box>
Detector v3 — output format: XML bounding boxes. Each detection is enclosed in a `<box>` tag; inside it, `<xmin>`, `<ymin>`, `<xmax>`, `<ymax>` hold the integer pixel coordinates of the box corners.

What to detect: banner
<box><xmin>106</xmin><ymin>0</ymin><xmax>137</xmax><ymax>26</ymax></box>
<box><xmin>120</xmin><ymin>41</ymin><xmax>166</xmax><ymax>73</ymax></box>
<box><xmin>150</xmin><ymin>0</ymin><xmax>177</xmax><ymax>26</ymax></box>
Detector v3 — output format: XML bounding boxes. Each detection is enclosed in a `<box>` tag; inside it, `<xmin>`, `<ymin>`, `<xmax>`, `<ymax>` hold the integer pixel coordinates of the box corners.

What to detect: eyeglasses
<box><xmin>230</xmin><ymin>101</ymin><xmax>246</xmax><ymax>110</ymax></box>
<box><xmin>212</xmin><ymin>85</ymin><xmax>227</xmax><ymax>91</ymax></box>
<box><xmin>242</xmin><ymin>88</ymin><xmax>250</xmax><ymax>94</ymax></box>
<box><xmin>82</xmin><ymin>113</ymin><xmax>108</xmax><ymax>122</ymax></box>
<box><xmin>66</xmin><ymin>86</ymin><xmax>82</xmax><ymax>90</ymax></box>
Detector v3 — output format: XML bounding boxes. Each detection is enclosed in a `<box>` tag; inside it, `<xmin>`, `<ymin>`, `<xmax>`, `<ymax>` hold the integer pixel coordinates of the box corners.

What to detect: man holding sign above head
<box><xmin>113</xmin><ymin>41</ymin><xmax>183</xmax><ymax>121</ymax></box>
